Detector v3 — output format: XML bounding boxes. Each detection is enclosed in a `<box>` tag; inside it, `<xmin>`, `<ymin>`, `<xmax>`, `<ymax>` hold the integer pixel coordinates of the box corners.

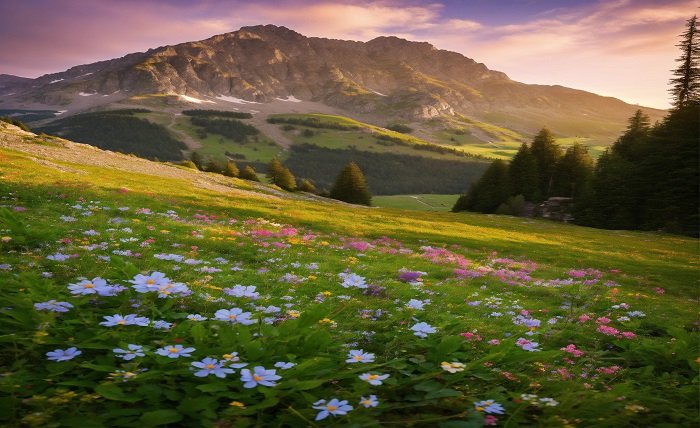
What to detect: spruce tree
<box><xmin>299</xmin><ymin>179</ymin><xmax>318</xmax><ymax>194</ymax></box>
<box><xmin>551</xmin><ymin>143</ymin><xmax>594</xmax><ymax>198</ymax></box>
<box><xmin>529</xmin><ymin>128</ymin><xmax>562</xmax><ymax>200</ymax></box>
<box><xmin>452</xmin><ymin>160</ymin><xmax>510</xmax><ymax>213</ymax></box>
<box><xmin>267</xmin><ymin>158</ymin><xmax>297</xmax><ymax>191</ymax></box>
<box><xmin>329</xmin><ymin>162</ymin><xmax>372</xmax><ymax>206</ymax></box>
<box><xmin>224</xmin><ymin>160</ymin><xmax>239</xmax><ymax>178</ymax></box>
<box><xmin>508</xmin><ymin>143</ymin><xmax>539</xmax><ymax>201</ymax></box>
<box><xmin>239</xmin><ymin>165</ymin><xmax>260</xmax><ymax>181</ymax></box>
<box><xmin>669</xmin><ymin>15</ymin><xmax>700</xmax><ymax>108</ymax></box>
<box><xmin>613</xmin><ymin>110</ymin><xmax>651</xmax><ymax>159</ymax></box>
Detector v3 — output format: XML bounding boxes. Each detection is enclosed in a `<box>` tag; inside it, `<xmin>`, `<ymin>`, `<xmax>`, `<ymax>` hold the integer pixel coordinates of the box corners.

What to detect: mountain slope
<box><xmin>1</xmin><ymin>25</ymin><xmax>663</xmax><ymax>142</ymax></box>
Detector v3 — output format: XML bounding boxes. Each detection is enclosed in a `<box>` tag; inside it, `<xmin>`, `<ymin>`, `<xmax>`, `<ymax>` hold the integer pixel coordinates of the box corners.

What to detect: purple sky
<box><xmin>0</xmin><ymin>0</ymin><xmax>695</xmax><ymax>108</ymax></box>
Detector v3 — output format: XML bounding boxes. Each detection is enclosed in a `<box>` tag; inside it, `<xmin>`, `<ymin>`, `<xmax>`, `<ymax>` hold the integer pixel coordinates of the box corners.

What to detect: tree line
<box><xmin>453</xmin><ymin>15</ymin><xmax>699</xmax><ymax>236</ymax></box>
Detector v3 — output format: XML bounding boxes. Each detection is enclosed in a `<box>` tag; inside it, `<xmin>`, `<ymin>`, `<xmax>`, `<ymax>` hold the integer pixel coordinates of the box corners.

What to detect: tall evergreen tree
<box><xmin>224</xmin><ymin>160</ymin><xmax>239</xmax><ymax>178</ymax></box>
<box><xmin>267</xmin><ymin>158</ymin><xmax>297</xmax><ymax>191</ymax></box>
<box><xmin>239</xmin><ymin>165</ymin><xmax>260</xmax><ymax>181</ymax></box>
<box><xmin>551</xmin><ymin>143</ymin><xmax>594</xmax><ymax>198</ymax></box>
<box><xmin>529</xmin><ymin>128</ymin><xmax>562</xmax><ymax>200</ymax></box>
<box><xmin>452</xmin><ymin>160</ymin><xmax>510</xmax><ymax>213</ymax></box>
<box><xmin>669</xmin><ymin>15</ymin><xmax>700</xmax><ymax>108</ymax></box>
<box><xmin>584</xmin><ymin>150</ymin><xmax>638</xmax><ymax>229</ymax></box>
<box><xmin>613</xmin><ymin>110</ymin><xmax>651</xmax><ymax>159</ymax></box>
<box><xmin>508</xmin><ymin>143</ymin><xmax>539</xmax><ymax>201</ymax></box>
<box><xmin>329</xmin><ymin>162</ymin><xmax>372</xmax><ymax>206</ymax></box>
<box><xmin>298</xmin><ymin>179</ymin><xmax>318</xmax><ymax>194</ymax></box>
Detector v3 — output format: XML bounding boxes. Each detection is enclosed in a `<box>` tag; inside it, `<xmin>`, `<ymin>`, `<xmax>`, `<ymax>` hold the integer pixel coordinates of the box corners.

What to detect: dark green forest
<box><xmin>284</xmin><ymin>144</ymin><xmax>488</xmax><ymax>195</ymax></box>
<box><xmin>37</xmin><ymin>109</ymin><xmax>186</xmax><ymax>161</ymax></box>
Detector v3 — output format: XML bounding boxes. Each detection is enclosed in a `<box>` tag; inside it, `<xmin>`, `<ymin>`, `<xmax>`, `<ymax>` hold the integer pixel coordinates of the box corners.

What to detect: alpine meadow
<box><xmin>0</xmin><ymin>2</ymin><xmax>698</xmax><ymax>427</ymax></box>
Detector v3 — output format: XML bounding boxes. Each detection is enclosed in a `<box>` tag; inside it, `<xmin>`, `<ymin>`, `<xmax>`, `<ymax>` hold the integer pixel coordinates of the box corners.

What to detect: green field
<box><xmin>373</xmin><ymin>194</ymin><xmax>460</xmax><ymax>211</ymax></box>
<box><xmin>0</xmin><ymin>124</ymin><xmax>697</xmax><ymax>427</ymax></box>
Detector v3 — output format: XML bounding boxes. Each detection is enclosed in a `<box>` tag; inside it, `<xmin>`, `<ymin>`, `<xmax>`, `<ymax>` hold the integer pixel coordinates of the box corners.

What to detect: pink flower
<box><xmin>484</xmin><ymin>415</ymin><xmax>498</xmax><ymax>426</ymax></box>
<box><xmin>578</xmin><ymin>314</ymin><xmax>592</xmax><ymax>323</ymax></box>
<box><xmin>461</xmin><ymin>332</ymin><xmax>482</xmax><ymax>342</ymax></box>
<box><xmin>561</xmin><ymin>344</ymin><xmax>585</xmax><ymax>357</ymax></box>
<box><xmin>653</xmin><ymin>287</ymin><xmax>665</xmax><ymax>295</ymax></box>
<box><xmin>596</xmin><ymin>317</ymin><xmax>611</xmax><ymax>324</ymax></box>
<box><xmin>488</xmin><ymin>339</ymin><xmax>501</xmax><ymax>345</ymax></box>
<box><xmin>597</xmin><ymin>325</ymin><xmax>620</xmax><ymax>336</ymax></box>
<box><xmin>620</xmin><ymin>331</ymin><xmax>636</xmax><ymax>339</ymax></box>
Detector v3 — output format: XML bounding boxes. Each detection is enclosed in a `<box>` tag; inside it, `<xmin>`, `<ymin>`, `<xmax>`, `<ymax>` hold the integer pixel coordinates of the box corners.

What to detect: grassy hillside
<box><xmin>373</xmin><ymin>194</ymin><xmax>460</xmax><ymax>212</ymax></box>
<box><xmin>0</xmin><ymin>124</ymin><xmax>697</xmax><ymax>427</ymax></box>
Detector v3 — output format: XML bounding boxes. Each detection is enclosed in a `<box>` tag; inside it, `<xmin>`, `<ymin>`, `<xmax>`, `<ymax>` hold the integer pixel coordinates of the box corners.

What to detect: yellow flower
<box><xmin>307</xmin><ymin>275</ymin><xmax>317</xmax><ymax>280</ymax></box>
<box><xmin>160</xmin><ymin>230</ymin><xmax>170</xmax><ymax>234</ymax></box>
<box><xmin>1</xmin><ymin>236</ymin><xmax>12</xmax><ymax>243</ymax></box>
<box><xmin>287</xmin><ymin>310</ymin><xmax>301</xmax><ymax>318</ymax></box>
<box><xmin>322</xmin><ymin>291</ymin><xmax>332</xmax><ymax>296</ymax></box>
<box><xmin>230</xmin><ymin>401</ymin><xmax>246</xmax><ymax>408</ymax></box>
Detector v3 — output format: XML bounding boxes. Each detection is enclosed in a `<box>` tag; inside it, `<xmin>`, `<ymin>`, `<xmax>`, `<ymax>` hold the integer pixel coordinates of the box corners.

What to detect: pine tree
<box><xmin>551</xmin><ymin>143</ymin><xmax>594</xmax><ymax>198</ymax></box>
<box><xmin>529</xmin><ymin>128</ymin><xmax>562</xmax><ymax>200</ymax></box>
<box><xmin>224</xmin><ymin>160</ymin><xmax>239</xmax><ymax>178</ymax></box>
<box><xmin>508</xmin><ymin>143</ymin><xmax>539</xmax><ymax>201</ymax></box>
<box><xmin>613</xmin><ymin>110</ymin><xmax>651</xmax><ymax>159</ymax></box>
<box><xmin>267</xmin><ymin>158</ymin><xmax>297</xmax><ymax>191</ymax></box>
<box><xmin>298</xmin><ymin>179</ymin><xmax>318</xmax><ymax>194</ymax></box>
<box><xmin>669</xmin><ymin>15</ymin><xmax>700</xmax><ymax>108</ymax></box>
<box><xmin>239</xmin><ymin>165</ymin><xmax>260</xmax><ymax>181</ymax></box>
<box><xmin>329</xmin><ymin>162</ymin><xmax>372</xmax><ymax>206</ymax></box>
<box><xmin>452</xmin><ymin>160</ymin><xmax>510</xmax><ymax>213</ymax></box>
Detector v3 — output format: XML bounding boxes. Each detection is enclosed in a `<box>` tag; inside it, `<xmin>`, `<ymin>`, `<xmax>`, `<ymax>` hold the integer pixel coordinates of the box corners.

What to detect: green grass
<box><xmin>0</xmin><ymin>133</ymin><xmax>697</xmax><ymax>427</ymax></box>
<box><xmin>373</xmin><ymin>194</ymin><xmax>460</xmax><ymax>212</ymax></box>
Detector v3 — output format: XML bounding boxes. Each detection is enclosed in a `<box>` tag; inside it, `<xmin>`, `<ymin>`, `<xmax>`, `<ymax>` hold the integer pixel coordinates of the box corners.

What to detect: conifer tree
<box><xmin>612</xmin><ymin>110</ymin><xmax>651</xmax><ymax>159</ymax></box>
<box><xmin>224</xmin><ymin>160</ymin><xmax>239</xmax><ymax>178</ymax></box>
<box><xmin>239</xmin><ymin>165</ymin><xmax>260</xmax><ymax>181</ymax></box>
<box><xmin>452</xmin><ymin>160</ymin><xmax>510</xmax><ymax>213</ymax></box>
<box><xmin>329</xmin><ymin>162</ymin><xmax>372</xmax><ymax>206</ymax></box>
<box><xmin>551</xmin><ymin>143</ymin><xmax>594</xmax><ymax>198</ymax></box>
<box><xmin>190</xmin><ymin>151</ymin><xmax>205</xmax><ymax>170</ymax></box>
<box><xmin>299</xmin><ymin>179</ymin><xmax>318</xmax><ymax>194</ymax></box>
<box><xmin>508</xmin><ymin>143</ymin><xmax>539</xmax><ymax>201</ymax></box>
<box><xmin>529</xmin><ymin>128</ymin><xmax>562</xmax><ymax>200</ymax></box>
<box><xmin>267</xmin><ymin>158</ymin><xmax>297</xmax><ymax>191</ymax></box>
<box><xmin>669</xmin><ymin>15</ymin><xmax>700</xmax><ymax>108</ymax></box>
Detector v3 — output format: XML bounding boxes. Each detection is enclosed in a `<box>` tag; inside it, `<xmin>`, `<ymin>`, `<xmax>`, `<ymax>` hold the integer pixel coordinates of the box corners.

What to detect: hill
<box><xmin>0</xmin><ymin>25</ymin><xmax>665</xmax><ymax>164</ymax></box>
<box><xmin>0</xmin><ymin>123</ymin><xmax>696</xmax><ymax>426</ymax></box>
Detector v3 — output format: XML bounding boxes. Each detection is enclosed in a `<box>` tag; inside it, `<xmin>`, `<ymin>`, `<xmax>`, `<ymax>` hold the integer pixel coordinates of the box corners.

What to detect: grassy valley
<box><xmin>0</xmin><ymin>122</ymin><xmax>697</xmax><ymax>426</ymax></box>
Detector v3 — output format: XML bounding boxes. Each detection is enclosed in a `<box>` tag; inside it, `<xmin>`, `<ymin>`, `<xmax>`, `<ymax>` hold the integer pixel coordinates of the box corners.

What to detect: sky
<box><xmin>0</xmin><ymin>0</ymin><xmax>695</xmax><ymax>109</ymax></box>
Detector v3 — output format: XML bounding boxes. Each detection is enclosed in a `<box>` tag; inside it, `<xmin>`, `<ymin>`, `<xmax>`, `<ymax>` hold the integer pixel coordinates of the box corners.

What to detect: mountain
<box><xmin>1</xmin><ymin>24</ymin><xmax>663</xmax><ymax>139</ymax></box>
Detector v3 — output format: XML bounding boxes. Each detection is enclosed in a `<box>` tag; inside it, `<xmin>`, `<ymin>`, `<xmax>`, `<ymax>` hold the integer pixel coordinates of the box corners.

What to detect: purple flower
<box><xmin>113</xmin><ymin>344</ymin><xmax>145</xmax><ymax>360</ymax></box>
<box><xmin>359</xmin><ymin>395</ymin><xmax>379</xmax><ymax>408</ymax></box>
<box><xmin>99</xmin><ymin>314</ymin><xmax>150</xmax><ymax>327</ymax></box>
<box><xmin>34</xmin><ymin>300</ymin><xmax>73</xmax><ymax>312</ymax></box>
<box><xmin>313</xmin><ymin>398</ymin><xmax>353</xmax><ymax>420</ymax></box>
<box><xmin>129</xmin><ymin>272</ymin><xmax>168</xmax><ymax>293</ymax></box>
<box><xmin>46</xmin><ymin>347</ymin><xmax>81</xmax><ymax>362</ymax></box>
<box><xmin>214</xmin><ymin>308</ymin><xmax>255</xmax><ymax>325</ymax></box>
<box><xmin>274</xmin><ymin>361</ymin><xmax>295</xmax><ymax>370</ymax></box>
<box><xmin>411</xmin><ymin>322</ymin><xmax>436</xmax><ymax>338</ymax></box>
<box><xmin>68</xmin><ymin>277</ymin><xmax>116</xmax><ymax>296</ymax></box>
<box><xmin>156</xmin><ymin>344</ymin><xmax>195</xmax><ymax>358</ymax></box>
<box><xmin>399</xmin><ymin>271</ymin><xmax>423</xmax><ymax>283</ymax></box>
<box><xmin>240</xmin><ymin>366</ymin><xmax>281</xmax><ymax>388</ymax></box>
<box><xmin>192</xmin><ymin>358</ymin><xmax>235</xmax><ymax>378</ymax></box>
<box><xmin>359</xmin><ymin>373</ymin><xmax>390</xmax><ymax>385</ymax></box>
<box><xmin>346</xmin><ymin>349</ymin><xmax>375</xmax><ymax>363</ymax></box>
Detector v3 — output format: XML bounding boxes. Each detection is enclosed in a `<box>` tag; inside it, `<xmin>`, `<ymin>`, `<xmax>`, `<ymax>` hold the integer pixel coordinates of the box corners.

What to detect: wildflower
<box><xmin>240</xmin><ymin>366</ymin><xmax>281</xmax><ymax>388</ymax></box>
<box><xmin>406</xmin><ymin>299</ymin><xmax>425</xmax><ymax>310</ymax></box>
<box><xmin>109</xmin><ymin>369</ymin><xmax>146</xmax><ymax>382</ymax></box>
<box><xmin>130</xmin><ymin>272</ymin><xmax>169</xmax><ymax>293</ymax></box>
<box><xmin>46</xmin><ymin>347</ymin><xmax>81</xmax><ymax>362</ymax></box>
<box><xmin>539</xmin><ymin>397</ymin><xmax>559</xmax><ymax>407</ymax></box>
<box><xmin>399</xmin><ymin>271</ymin><xmax>424</xmax><ymax>283</ymax></box>
<box><xmin>192</xmin><ymin>358</ymin><xmax>235</xmax><ymax>378</ymax></box>
<box><xmin>359</xmin><ymin>373</ymin><xmax>390</xmax><ymax>385</ymax></box>
<box><xmin>359</xmin><ymin>395</ymin><xmax>379</xmax><ymax>408</ymax></box>
<box><xmin>474</xmin><ymin>400</ymin><xmax>505</xmax><ymax>415</ymax></box>
<box><xmin>561</xmin><ymin>344</ymin><xmax>584</xmax><ymax>357</ymax></box>
<box><xmin>484</xmin><ymin>415</ymin><xmax>499</xmax><ymax>426</ymax></box>
<box><xmin>214</xmin><ymin>308</ymin><xmax>256</xmax><ymax>325</ymax></box>
<box><xmin>99</xmin><ymin>314</ymin><xmax>150</xmax><ymax>327</ymax></box>
<box><xmin>187</xmin><ymin>314</ymin><xmax>208</xmax><ymax>321</ymax></box>
<box><xmin>411</xmin><ymin>322</ymin><xmax>436</xmax><ymax>338</ymax></box>
<box><xmin>34</xmin><ymin>300</ymin><xmax>73</xmax><ymax>313</ymax></box>
<box><xmin>346</xmin><ymin>349</ymin><xmax>375</xmax><ymax>363</ymax></box>
<box><xmin>113</xmin><ymin>344</ymin><xmax>145</xmax><ymax>361</ymax></box>
<box><xmin>274</xmin><ymin>361</ymin><xmax>295</xmax><ymax>370</ymax></box>
<box><xmin>152</xmin><ymin>320</ymin><xmax>173</xmax><ymax>330</ymax></box>
<box><xmin>223</xmin><ymin>285</ymin><xmax>260</xmax><ymax>299</ymax></box>
<box><xmin>338</xmin><ymin>272</ymin><xmax>367</xmax><ymax>289</ymax></box>
<box><xmin>47</xmin><ymin>253</ymin><xmax>71</xmax><ymax>261</ymax></box>
<box><xmin>68</xmin><ymin>277</ymin><xmax>115</xmax><ymax>296</ymax></box>
<box><xmin>313</xmin><ymin>398</ymin><xmax>353</xmax><ymax>420</ymax></box>
<box><xmin>156</xmin><ymin>344</ymin><xmax>195</xmax><ymax>358</ymax></box>
<box><xmin>221</xmin><ymin>352</ymin><xmax>248</xmax><ymax>369</ymax></box>
<box><xmin>441</xmin><ymin>361</ymin><xmax>466</xmax><ymax>373</ymax></box>
<box><xmin>230</xmin><ymin>401</ymin><xmax>246</xmax><ymax>408</ymax></box>
<box><xmin>155</xmin><ymin>282</ymin><xmax>190</xmax><ymax>298</ymax></box>
<box><xmin>515</xmin><ymin>337</ymin><xmax>540</xmax><ymax>352</ymax></box>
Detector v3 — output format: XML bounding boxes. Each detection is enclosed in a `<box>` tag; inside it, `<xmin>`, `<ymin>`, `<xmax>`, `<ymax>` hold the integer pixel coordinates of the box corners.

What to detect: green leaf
<box><xmin>196</xmin><ymin>383</ymin><xmax>228</xmax><ymax>393</ymax></box>
<box><xmin>414</xmin><ymin>380</ymin><xmax>442</xmax><ymax>392</ymax></box>
<box><xmin>425</xmin><ymin>388</ymin><xmax>463</xmax><ymax>399</ymax></box>
<box><xmin>435</xmin><ymin>336</ymin><xmax>463</xmax><ymax>358</ymax></box>
<box><xmin>191</xmin><ymin>323</ymin><xmax>207</xmax><ymax>345</ymax></box>
<box><xmin>140</xmin><ymin>410</ymin><xmax>182</xmax><ymax>426</ymax></box>
<box><xmin>94</xmin><ymin>384</ymin><xmax>141</xmax><ymax>402</ymax></box>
